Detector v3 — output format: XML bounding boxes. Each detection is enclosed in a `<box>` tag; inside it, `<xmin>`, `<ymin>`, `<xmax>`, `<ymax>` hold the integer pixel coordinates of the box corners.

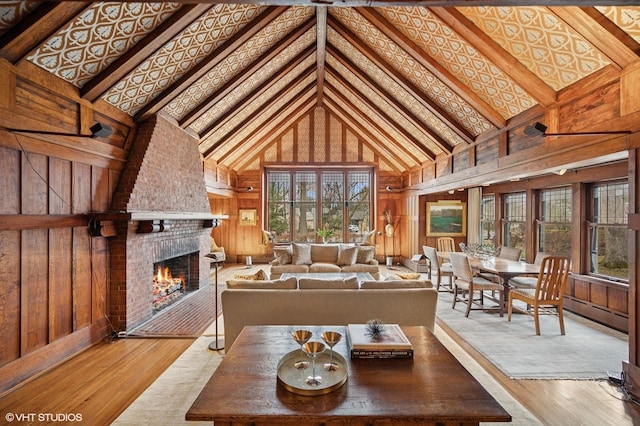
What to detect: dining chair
<box><xmin>423</xmin><ymin>245</ymin><xmax>453</xmax><ymax>292</ymax></box>
<box><xmin>479</xmin><ymin>246</ymin><xmax>523</xmax><ymax>284</ymax></box>
<box><xmin>437</xmin><ymin>237</ymin><xmax>456</xmax><ymax>253</ymax></box>
<box><xmin>507</xmin><ymin>256</ymin><xmax>570</xmax><ymax>335</ymax></box>
<box><xmin>450</xmin><ymin>252</ymin><xmax>505</xmax><ymax>317</ymax></box>
<box><xmin>508</xmin><ymin>252</ymin><xmax>549</xmax><ymax>289</ymax></box>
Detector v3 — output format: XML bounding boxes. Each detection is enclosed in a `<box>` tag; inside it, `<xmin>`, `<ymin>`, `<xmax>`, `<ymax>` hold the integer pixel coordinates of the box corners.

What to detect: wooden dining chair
<box><xmin>508</xmin><ymin>252</ymin><xmax>549</xmax><ymax>289</ymax></box>
<box><xmin>423</xmin><ymin>245</ymin><xmax>453</xmax><ymax>292</ymax></box>
<box><xmin>507</xmin><ymin>256</ymin><xmax>570</xmax><ymax>335</ymax></box>
<box><xmin>450</xmin><ymin>252</ymin><xmax>505</xmax><ymax>317</ymax></box>
<box><xmin>437</xmin><ymin>237</ymin><xmax>456</xmax><ymax>253</ymax></box>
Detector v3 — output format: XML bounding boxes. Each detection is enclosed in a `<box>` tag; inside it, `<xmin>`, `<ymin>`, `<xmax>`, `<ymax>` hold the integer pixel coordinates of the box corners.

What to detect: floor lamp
<box><xmin>206</xmin><ymin>253</ymin><xmax>224</xmax><ymax>351</ymax></box>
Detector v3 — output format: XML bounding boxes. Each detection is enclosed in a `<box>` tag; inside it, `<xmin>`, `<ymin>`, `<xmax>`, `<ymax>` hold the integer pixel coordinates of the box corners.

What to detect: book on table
<box><xmin>346</xmin><ymin>324</ymin><xmax>413</xmax><ymax>359</ymax></box>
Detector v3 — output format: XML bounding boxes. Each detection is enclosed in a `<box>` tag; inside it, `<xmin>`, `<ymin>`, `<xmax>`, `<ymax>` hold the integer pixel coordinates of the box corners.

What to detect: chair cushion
<box><xmin>509</xmin><ymin>276</ymin><xmax>538</xmax><ymax>288</ymax></box>
<box><xmin>292</xmin><ymin>243</ymin><xmax>312</xmax><ymax>265</ymax></box>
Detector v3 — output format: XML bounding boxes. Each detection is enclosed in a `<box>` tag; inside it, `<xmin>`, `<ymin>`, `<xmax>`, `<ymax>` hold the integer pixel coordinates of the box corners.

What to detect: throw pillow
<box><xmin>356</xmin><ymin>245</ymin><xmax>375</xmax><ymax>264</ymax></box>
<box><xmin>292</xmin><ymin>243</ymin><xmax>312</xmax><ymax>265</ymax></box>
<box><xmin>227</xmin><ymin>276</ymin><xmax>297</xmax><ymax>289</ymax></box>
<box><xmin>397</xmin><ymin>273</ymin><xmax>421</xmax><ymax>280</ymax></box>
<box><xmin>273</xmin><ymin>246</ymin><xmax>292</xmax><ymax>265</ymax></box>
<box><xmin>233</xmin><ymin>269</ymin><xmax>268</xmax><ymax>281</ymax></box>
<box><xmin>337</xmin><ymin>245</ymin><xmax>358</xmax><ymax>266</ymax></box>
<box><xmin>298</xmin><ymin>277</ymin><xmax>359</xmax><ymax>289</ymax></box>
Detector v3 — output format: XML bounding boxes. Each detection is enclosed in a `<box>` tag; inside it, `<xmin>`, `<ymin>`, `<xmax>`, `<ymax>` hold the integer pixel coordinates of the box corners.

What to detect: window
<box><xmin>589</xmin><ymin>181</ymin><xmax>628</xmax><ymax>281</ymax></box>
<box><xmin>480</xmin><ymin>195</ymin><xmax>496</xmax><ymax>248</ymax></box>
<box><xmin>266</xmin><ymin>169</ymin><xmax>372</xmax><ymax>243</ymax></box>
<box><xmin>503</xmin><ymin>192</ymin><xmax>526</xmax><ymax>256</ymax></box>
<box><xmin>538</xmin><ymin>188</ymin><xmax>572</xmax><ymax>256</ymax></box>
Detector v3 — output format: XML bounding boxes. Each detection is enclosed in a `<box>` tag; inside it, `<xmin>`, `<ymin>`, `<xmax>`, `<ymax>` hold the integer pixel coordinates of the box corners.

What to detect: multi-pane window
<box><xmin>266</xmin><ymin>170</ymin><xmax>372</xmax><ymax>243</ymax></box>
<box><xmin>538</xmin><ymin>188</ymin><xmax>572</xmax><ymax>256</ymax></box>
<box><xmin>480</xmin><ymin>195</ymin><xmax>496</xmax><ymax>248</ymax></box>
<box><xmin>503</xmin><ymin>192</ymin><xmax>526</xmax><ymax>256</ymax></box>
<box><xmin>589</xmin><ymin>181</ymin><xmax>628</xmax><ymax>281</ymax></box>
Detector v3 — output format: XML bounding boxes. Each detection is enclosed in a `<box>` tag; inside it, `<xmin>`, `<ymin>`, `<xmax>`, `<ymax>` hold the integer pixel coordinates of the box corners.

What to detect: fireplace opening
<box><xmin>152</xmin><ymin>252</ymin><xmax>199</xmax><ymax>313</ymax></box>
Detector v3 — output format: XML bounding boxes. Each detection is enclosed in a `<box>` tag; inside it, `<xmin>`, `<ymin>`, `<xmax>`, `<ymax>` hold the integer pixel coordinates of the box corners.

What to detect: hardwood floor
<box><xmin>1</xmin><ymin>263</ymin><xmax>639</xmax><ymax>425</ymax></box>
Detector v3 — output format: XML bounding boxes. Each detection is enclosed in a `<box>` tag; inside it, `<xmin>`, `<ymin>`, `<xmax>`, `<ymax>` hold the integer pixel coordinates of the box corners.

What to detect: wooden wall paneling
<box><xmin>92</xmin><ymin>165</ymin><xmax>111</xmax><ymax>212</ymax></box>
<box><xmin>558</xmin><ymin>79</ymin><xmax>619</xmax><ymax>133</ymax></box>
<box><xmin>91</xmin><ymin>237</ymin><xmax>109</xmax><ymax>322</ymax></box>
<box><xmin>15</xmin><ymin>77</ymin><xmax>79</xmax><ymax>133</ymax></box>
<box><xmin>48</xmin><ymin>157</ymin><xmax>73</xmax><ymax>341</ymax></box>
<box><xmin>72</xmin><ymin>163</ymin><xmax>92</xmax><ymax>330</ymax></box>
<box><xmin>0</xmin><ymin>230</ymin><xmax>21</xmax><ymax>365</ymax></box>
<box><xmin>20</xmin><ymin>228</ymin><xmax>49</xmax><ymax>354</ymax></box>
<box><xmin>0</xmin><ymin>146</ymin><xmax>20</xmax><ymax>214</ymax></box>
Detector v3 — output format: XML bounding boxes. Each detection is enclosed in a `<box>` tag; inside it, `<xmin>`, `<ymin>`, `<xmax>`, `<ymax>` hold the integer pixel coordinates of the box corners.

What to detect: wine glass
<box><xmin>292</xmin><ymin>329</ymin><xmax>312</xmax><ymax>369</ymax></box>
<box><xmin>321</xmin><ymin>331</ymin><xmax>342</xmax><ymax>371</ymax></box>
<box><xmin>302</xmin><ymin>341</ymin><xmax>326</xmax><ymax>386</ymax></box>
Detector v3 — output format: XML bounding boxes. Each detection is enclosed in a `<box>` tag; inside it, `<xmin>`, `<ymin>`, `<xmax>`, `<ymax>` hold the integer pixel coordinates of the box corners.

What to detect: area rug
<box><xmin>128</xmin><ymin>281</ymin><xmax>225</xmax><ymax>338</ymax></box>
<box><xmin>436</xmin><ymin>292</ymin><xmax>628</xmax><ymax>380</ymax></box>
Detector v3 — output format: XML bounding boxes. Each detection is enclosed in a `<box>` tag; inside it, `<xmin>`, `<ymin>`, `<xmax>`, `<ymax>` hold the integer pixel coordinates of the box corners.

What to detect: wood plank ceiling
<box><xmin>1</xmin><ymin>1</ymin><xmax>639</xmax><ymax>174</ymax></box>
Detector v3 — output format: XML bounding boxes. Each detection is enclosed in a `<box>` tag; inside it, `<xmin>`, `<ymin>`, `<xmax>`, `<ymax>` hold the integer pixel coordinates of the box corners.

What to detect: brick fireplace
<box><xmin>106</xmin><ymin>113</ymin><xmax>214</xmax><ymax>332</ymax></box>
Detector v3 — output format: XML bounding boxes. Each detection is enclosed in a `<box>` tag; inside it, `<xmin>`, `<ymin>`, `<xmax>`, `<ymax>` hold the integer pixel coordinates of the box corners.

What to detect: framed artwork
<box><xmin>239</xmin><ymin>209</ymin><xmax>257</xmax><ymax>226</ymax></box>
<box><xmin>426</xmin><ymin>201</ymin><xmax>466</xmax><ymax>237</ymax></box>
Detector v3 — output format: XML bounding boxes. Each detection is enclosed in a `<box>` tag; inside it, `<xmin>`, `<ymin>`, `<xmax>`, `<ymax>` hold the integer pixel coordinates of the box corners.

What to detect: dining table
<box><xmin>439</xmin><ymin>252</ymin><xmax>541</xmax><ymax>306</ymax></box>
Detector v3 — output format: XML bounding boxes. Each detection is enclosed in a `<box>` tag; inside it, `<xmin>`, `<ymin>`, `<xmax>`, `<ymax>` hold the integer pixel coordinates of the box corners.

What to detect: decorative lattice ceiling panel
<box><xmin>458</xmin><ymin>6</ymin><xmax>611</xmax><ymax>91</ymax></box>
<box><xmin>27</xmin><ymin>2</ymin><xmax>183</xmax><ymax>87</ymax></box>
<box><xmin>596</xmin><ymin>6</ymin><xmax>640</xmax><ymax>44</ymax></box>
<box><xmin>0</xmin><ymin>1</ymin><xmax>40</xmax><ymax>35</ymax></box>
<box><xmin>376</xmin><ymin>6</ymin><xmax>536</xmax><ymax>120</ymax></box>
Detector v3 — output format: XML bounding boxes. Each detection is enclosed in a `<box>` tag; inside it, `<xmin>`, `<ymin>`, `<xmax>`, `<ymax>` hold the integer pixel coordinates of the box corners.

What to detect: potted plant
<box><xmin>316</xmin><ymin>225</ymin><xmax>335</xmax><ymax>243</ymax></box>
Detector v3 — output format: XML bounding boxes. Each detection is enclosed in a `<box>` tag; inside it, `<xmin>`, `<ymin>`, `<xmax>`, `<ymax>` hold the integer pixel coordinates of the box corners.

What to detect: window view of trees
<box><xmin>480</xmin><ymin>195</ymin><xmax>496</xmax><ymax>248</ymax></box>
<box><xmin>590</xmin><ymin>181</ymin><xmax>628</xmax><ymax>281</ymax></box>
<box><xmin>266</xmin><ymin>169</ymin><xmax>372</xmax><ymax>243</ymax></box>
<box><xmin>503</xmin><ymin>192</ymin><xmax>526</xmax><ymax>257</ymax></box>
<box><xmin>538</xmin><ymin>188</ymin><xmax>572</xmax><ymax>256</ymax></box>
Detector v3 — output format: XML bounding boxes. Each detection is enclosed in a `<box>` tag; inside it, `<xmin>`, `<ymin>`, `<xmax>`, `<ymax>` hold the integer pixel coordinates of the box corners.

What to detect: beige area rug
<box><xmin>436</xmin><ymin>292</ymin><xmax>628</xmax><ymax>379</ymax></box>
<box><xmin>112</xmin><ymin>314</ymin><xmax>540</xmax><ymax>425</ymax></box>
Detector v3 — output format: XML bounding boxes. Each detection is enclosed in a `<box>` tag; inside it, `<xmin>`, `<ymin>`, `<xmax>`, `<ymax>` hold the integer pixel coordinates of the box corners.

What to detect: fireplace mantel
<box><xmin>91</xmin><ymin>212</ymin><xmax>229</xmax><ymax>235</ymax></box>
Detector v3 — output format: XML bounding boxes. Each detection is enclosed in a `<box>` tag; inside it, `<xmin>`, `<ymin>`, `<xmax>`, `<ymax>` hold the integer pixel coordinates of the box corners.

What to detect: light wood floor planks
<box><xmin>0</xmin><ymin>263</ymin><xmax>638</xmax><ymax>425</ymax></box>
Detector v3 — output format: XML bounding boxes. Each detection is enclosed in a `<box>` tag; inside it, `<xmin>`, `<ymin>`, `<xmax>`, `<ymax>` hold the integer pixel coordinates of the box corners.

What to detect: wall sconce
<box><xmin>247</xmin><ymin>186</ymin><xmax>253</xmax><ymax>192</ymax></box>
<box><xmin>553</xmin><ymin>169</ymin><xmax>567</xmax><ymax>176</ymax></box>
<box><xmin>385</xmin><ymin>186</ymin><xmax>392</xmax><ymax>192</ymax></box>
<box><xmin>448</xmin><ymin>189</ymin><xmax>455</xmax><ymax>194</ymax></box>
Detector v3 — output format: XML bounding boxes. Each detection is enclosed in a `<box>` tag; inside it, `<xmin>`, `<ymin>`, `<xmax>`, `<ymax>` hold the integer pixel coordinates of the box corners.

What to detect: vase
<box><xmin>385</xmin><ymin>224</ymin><xmax>394</xmax><ymax>237</ymax></box>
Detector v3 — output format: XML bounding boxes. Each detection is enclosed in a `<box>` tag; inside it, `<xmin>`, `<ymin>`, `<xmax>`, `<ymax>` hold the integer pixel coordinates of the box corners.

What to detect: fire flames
<box><xmin>153</xmin><ymin>266</ymin><xmax>185</xmax><ymax>311</ymax></box>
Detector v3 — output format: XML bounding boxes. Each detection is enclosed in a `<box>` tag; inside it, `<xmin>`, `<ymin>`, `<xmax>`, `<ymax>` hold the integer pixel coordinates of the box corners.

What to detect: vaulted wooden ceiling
<box><xmin>1</xmin><ymin>1</ymin><xmax>639</xmax><ymax>173</ymax></box>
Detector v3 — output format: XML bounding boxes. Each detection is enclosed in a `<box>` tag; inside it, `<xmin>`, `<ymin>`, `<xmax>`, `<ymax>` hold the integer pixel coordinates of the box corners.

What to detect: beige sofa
<box><xmin>270</xmin><ymin>243</ymin><xmax>380</xmax><ymax>280</ymax></box>
<box><xmin>221</xmin><ymin>276</ymin><xmax>438</xmax><ymax>349</ymax></box>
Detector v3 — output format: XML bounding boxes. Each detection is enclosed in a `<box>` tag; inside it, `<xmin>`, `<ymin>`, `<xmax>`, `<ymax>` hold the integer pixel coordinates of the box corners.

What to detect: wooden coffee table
<box><xmin>186</xmin><ymin>325</ymin><xmax>511</xmax><ymax>425</ymax></box>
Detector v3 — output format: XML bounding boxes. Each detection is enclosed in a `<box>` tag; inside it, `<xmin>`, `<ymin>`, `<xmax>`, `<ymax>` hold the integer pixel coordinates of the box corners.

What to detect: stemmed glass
<box><xmin>292</xmin><ymin>329</ymin><xmax>312</xmax><ymax>369</ymax></box>
<box><xmin>302</xmin><ymin>341</ymin><xmax>326</xmax><ymax>386</ymax></box>
<box><xmin>321</xmin><ymin>331</ymin><xmax>342</xmax><ymax>371</ymax></box>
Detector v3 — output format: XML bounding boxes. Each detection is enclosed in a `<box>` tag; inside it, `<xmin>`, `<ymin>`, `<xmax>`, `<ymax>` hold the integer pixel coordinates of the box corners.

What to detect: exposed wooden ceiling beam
<box><xmin>551</xmin><ymin>6</ymin><xmax>640</xmax><ymax>69</ymax></box>
<box><xmin>324</xmin><ymin>97</ymin><xmax>407</xmax><ymax>173</ymax></box>
<box><xmin>430</xmin><ymin>7</ymin><xmax>557</xmax><ymax>108</ymax></box>
<box><xmin>204</xmin><ymin>81</ymin><xmax>316</xmax><ymax>160</ymax></box>
<box><xmin>327</xmin><ymin>44</ymin><xmax>453</xmax><ymax>154</ymax></box>
<box><xmin>90</xmin><ymin>1</ymin><xmax>640</xmax><ymax>6</ymax></box>
<box><xmin>0</xmin><ymin>2</ymin><xmax>89</xmax><ymax>64</ymax></box>
<box><xmin>202</xmin><ymin>75</ymin><xmax>316</xmax><ymax>159</ymax></box>
<box><xmin>357</xmin><ymin>7</ymin><xmax>506</xmax><ymax>130</ymax></box>
<box><xmin>134</xmin><ymin>6</ymin><xmax>289</xmax><ymax>123</ymax></box>
<box><xmin>178</xmin><ymin>16</ymin><xmax>316</xmax><ymax>128</ymax></box>
<box><xmin>316</xmin><ymin>6</ymin><xmax>327</xmax><ymax>106</ymax></box>
<box><xmin>329</xmin><ymin>14</ymin><xmax>475</xmax><ymax>144</ymax></box>
<box><xmin>81</xmin><ymin>3</ymin><xmax>212</xmax><ymax>101</ymax></box>
<box><xmin>325</xmin><ymin>69</ymin><xmax>435</xmax><ymax>162</ymax></box>
<box><xmin>197</xmin><ymin>50</ymin><xmax>316</xmax><ymax>140</ymax></box>
<box><xmin>228</xmin><ymin>92</ymin><xmax>317</xmax><ymax>170</ymax></box>
<box><xmin>324</xmin><ymin>85</ymin><xmax>415</xmax><ymax>170</ymax></box>
<box><xmin>578</xmin><ymin>7</ymin><xmax>640</xmax><ymax>56</ymax></box>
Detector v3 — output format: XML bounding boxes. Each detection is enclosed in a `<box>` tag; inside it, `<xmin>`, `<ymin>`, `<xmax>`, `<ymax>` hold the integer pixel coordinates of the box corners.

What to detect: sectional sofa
<box><xmin>221</xmin><ymin>275</ymin><xmax>437</xmax><ymax>349</ymax></box>
<box><xmin>269</xmin><ymin>243</ymin><xmax>381</xmax><ymax>280</ymax></box>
